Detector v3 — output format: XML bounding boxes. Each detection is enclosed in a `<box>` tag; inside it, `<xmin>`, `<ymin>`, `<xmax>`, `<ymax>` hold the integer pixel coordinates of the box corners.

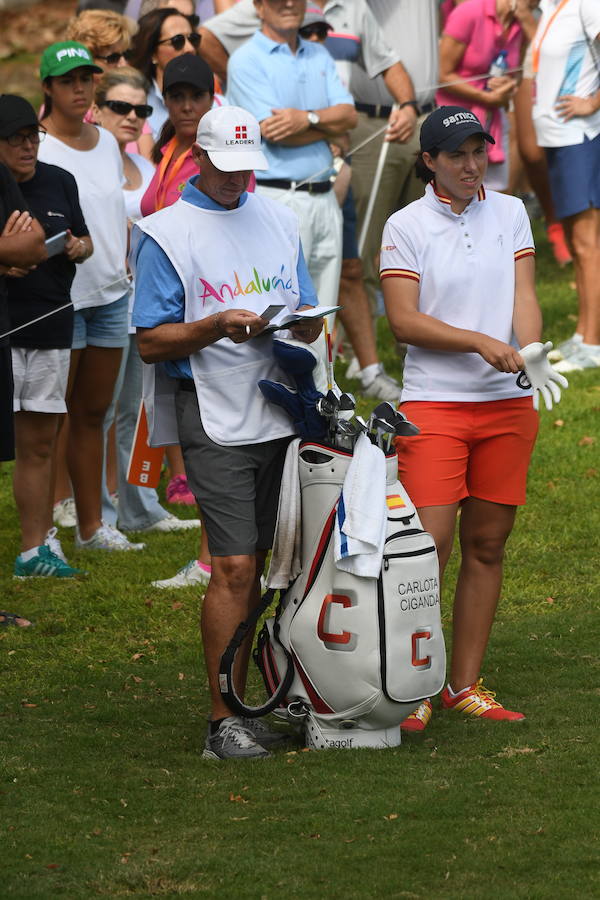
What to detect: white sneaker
<box><xmin>53</xmin><ymin>497</ymin><xmax>77</xmax><ymax>528</ymax></box>
<box><xmin>547</xmin><ymin>335</ymin><xmax>582</xmax><ymax>363</ymax></box>
<box><xmin>345</xmin><ymin>355</ymin><xmax>360</xmax><ymax>379</ymax></box>
<box><xmin>45</xmin><ymin>526</ymin><xmax>67</xmax><ymax>563</ymax></box>
<box><xmin>552</xmin><ymin>346</ymin><xmax>600</xmax><ymax>373</ymax></box>
<box><xmin>151</xmin><ymin>558</ymin><xmax>210</xmax><ymax>589</ymax></box>
<box><xmin>360</xmin><ymin>364</ymin><xmax>402</xmax><ymax>402</ymax></box>
<box><xmin>134</xmin><ymin>513</ymin><xmax>201</xmax><ymax>533</ymax></box>
<box><xmin>75</xmin><ymin>522</ymin><xmax>146</xmax><ymax>551</ymax></box>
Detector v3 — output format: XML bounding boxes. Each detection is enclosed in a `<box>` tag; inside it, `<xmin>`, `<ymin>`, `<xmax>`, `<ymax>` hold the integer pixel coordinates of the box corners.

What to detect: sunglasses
<box><xmin>99</xmin><ymin>99</ymin><xmax>153</xmax><ymax>119</ymax></box>
<box><xmin>156</xmin><ymin>32</ymin><xmax>201</xmax><ymax>51</ymax></box>
<box><xmin>4</xmin><ymin>130</ymin><xmax>46</xmax><ymax>148</ymax></box>
<box><xmin>95</xmin><ymin>50</ymin><xmax>132</xmax><ymax>66</ymax></box>
<box><xmin>299</xmin><ymin>24</ymin><xmax>330</xmax><ymax>40</ymax></box>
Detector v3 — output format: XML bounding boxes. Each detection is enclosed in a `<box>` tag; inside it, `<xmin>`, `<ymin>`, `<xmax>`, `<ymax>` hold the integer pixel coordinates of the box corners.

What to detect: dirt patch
<box><xmin>0</xmin><ymin>0</ymin><xmax>77</xmax><ymax>103</ymax></box>
<box><xmin>0</xmin><ymin>0</ymin><xmax>77</xmax><ymax>58</ymax></box>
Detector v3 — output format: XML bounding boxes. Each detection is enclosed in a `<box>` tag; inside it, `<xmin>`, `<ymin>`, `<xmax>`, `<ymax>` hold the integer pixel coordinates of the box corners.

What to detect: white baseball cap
<box><xmin>196</xmin><ymin>106</ymin><xmax>268</xmax><ymax>172</ymax></box>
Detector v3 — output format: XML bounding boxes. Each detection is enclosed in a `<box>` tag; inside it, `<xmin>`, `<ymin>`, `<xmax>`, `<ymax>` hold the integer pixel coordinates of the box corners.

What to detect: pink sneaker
<box><xmin>166</xmin><ymin>475</ymin><xmax>196</xmax><ymax>505</ymax></box>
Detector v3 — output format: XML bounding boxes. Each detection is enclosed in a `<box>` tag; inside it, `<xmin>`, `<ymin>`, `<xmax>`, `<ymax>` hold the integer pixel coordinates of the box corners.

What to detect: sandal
<box><xmin>0</xmin><ymin>611</ymin><xmax>34</xmax><ymax>628</ymax></box>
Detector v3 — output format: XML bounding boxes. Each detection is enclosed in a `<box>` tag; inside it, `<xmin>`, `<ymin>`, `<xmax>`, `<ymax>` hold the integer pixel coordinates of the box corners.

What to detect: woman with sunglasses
<box><xmin>0</xmin><ymin>94</ymin><xmax>91</xmax><ymax>578</ymax></box>
<box><xmin>66</xmin><ymin>9</ymin><xmax>137</xmax><ymax>70</ymax></box>
<box><xmin>91</xmin><ymin>67</ymin><xmax>198</xmax><ymax>536</ymax></box>
<box><xmin>66</xmin><ymin>9</ymin><xmax>155</xmax><ymax>160</ymax></box>
<box><xmin>129</xmin><ymin>7</ymin><xmax>202</xmax><ymax>140</ymax></box>
<box><xmin>38</xmin><ymin>41</ymin><xmax>144</xmax><ymax>552</ymax></box>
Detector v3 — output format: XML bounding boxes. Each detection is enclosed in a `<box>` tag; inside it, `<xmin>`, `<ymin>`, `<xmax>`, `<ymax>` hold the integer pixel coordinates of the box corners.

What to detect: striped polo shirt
<box><xmin>380</xmin><ymin>183</ymin><xmax>536</xmax><ymax>403</ymax></box>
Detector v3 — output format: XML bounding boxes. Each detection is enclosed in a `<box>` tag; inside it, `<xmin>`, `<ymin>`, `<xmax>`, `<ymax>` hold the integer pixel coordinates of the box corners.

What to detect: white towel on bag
<box><xmin>266</xmin><ymin>438</ymin><xmax>302</xmax><ymax>590</ymax></box>
<box><xmin>334</xmin><ymin>433</ymin><xmax>387</xmax><ymax>578</ymax></box>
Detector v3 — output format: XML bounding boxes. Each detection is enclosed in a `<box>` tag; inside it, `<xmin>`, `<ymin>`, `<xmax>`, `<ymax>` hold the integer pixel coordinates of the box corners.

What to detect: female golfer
<box><xmin>38</xmin><ymin>40</ymin><xmax>143</xmax><ymax>551</ymax></box>
<box><xmin>381</xmin><ymin>106</ymin><xmax>566</xmax><ymax>730</ymax></box>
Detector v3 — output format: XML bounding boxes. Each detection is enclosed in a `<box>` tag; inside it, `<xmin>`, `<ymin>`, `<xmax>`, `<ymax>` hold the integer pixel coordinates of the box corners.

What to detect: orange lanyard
<box><xmin>532</xmin><ymin>0</ymin><xmax>572</xmax><ymax>74</ymax></box>
<box><xmin>155</xmin><ymin>137</ymin><xmax>191</xmax><ymax>211</ymax></box>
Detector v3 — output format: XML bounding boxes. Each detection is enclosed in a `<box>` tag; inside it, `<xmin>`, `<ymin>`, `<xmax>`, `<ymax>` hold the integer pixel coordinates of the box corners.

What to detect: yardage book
<box><xmin>260</xmin><ymin>305</ymin><xmax>342</xmax><ymax>333</ymax></box>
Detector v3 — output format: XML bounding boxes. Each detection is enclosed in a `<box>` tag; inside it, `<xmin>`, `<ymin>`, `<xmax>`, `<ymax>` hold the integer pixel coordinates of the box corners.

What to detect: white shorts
<box><xmin>11</xmin><ymin>347</ymin><xmax>70</xmax><ymax>413</ymax></box>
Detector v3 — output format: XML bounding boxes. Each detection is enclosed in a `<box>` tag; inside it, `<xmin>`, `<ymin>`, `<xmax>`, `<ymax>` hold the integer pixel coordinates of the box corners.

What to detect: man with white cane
<box><xmin>133</xmin><ymin>106</ymin><xmax>323</xmax><ymax>759</ymax></box>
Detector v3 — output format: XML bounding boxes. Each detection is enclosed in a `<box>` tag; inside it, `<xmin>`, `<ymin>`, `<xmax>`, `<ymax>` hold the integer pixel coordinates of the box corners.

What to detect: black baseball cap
<box><xmin>0</xmin><ymin>94</ymin><xmax>38</xmax><ymax>139</ymax></box>
<box><xmin>163</xmin><ymin>54</ymin><xmax>214</xmax><ymax>95</ymax></box>
<box><xmin>420</xmin><ymin>106</ymin><xmax>495</xmax><ymax>153</ymax></box>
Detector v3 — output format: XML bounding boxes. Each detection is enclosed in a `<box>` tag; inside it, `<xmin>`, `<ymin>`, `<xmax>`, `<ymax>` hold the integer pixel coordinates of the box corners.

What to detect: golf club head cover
<box><xmin>258</xmin><ymin>380</ymin><xmax>327</xmax><ymax>440</ymax></box>
<box><xmin>520</xmin><ymin>341</ymin><xmax>569</xmax><ymax>411</ymax></box>
<box><xmin>259</xmin><ymin>337</ymin><xmax>331</xmax><ymax>439</ymax></box>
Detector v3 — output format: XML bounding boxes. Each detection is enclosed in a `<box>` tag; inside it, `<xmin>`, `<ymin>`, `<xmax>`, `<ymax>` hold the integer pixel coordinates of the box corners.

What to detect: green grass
<box><xmin>1</xmin><ymin>225</ymin><xmax>599</xmax><ymax>898</ymax></box>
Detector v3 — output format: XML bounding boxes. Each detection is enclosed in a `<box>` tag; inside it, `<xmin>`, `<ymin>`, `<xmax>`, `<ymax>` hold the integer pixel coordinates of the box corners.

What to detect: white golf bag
<box><xmin>219</xmin><ymin>440</ymin><xmax>446</xmax><ymax>750</ymax></box>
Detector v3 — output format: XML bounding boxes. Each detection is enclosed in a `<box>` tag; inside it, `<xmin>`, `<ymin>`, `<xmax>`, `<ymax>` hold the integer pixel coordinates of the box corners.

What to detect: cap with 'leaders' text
<box><xmin>196</xmin><ymin>106</ymin><xmax>268</xmax><ymax>172</ymax></box>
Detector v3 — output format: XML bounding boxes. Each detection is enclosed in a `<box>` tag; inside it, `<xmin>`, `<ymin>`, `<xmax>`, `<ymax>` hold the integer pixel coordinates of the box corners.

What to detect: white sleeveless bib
<box><xmin>137</xmin><ymin>193</ymin><xmax>301</xmax><ymax>445</ymax></box>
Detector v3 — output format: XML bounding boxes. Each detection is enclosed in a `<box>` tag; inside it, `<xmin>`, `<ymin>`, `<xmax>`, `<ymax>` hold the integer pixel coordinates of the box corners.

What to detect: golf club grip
<box><xmin>218</xmin><ymin>590</ymin><xmax>295</xmax><ymax>718</ymax></box>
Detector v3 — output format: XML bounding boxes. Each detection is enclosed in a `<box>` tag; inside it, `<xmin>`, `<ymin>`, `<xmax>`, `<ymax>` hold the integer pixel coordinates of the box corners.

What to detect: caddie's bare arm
<box><xmin>137</xmin><ymin>309</ymin><xmax>268</xmax><ymax>363</ymax></box>
<box><xmin>381</xmin><ymin>62</ymin><xmax>419</xmax><ymax>143</ymax></box>
<box><xmin>383</xmin><ymin>275</ymin><xmax>525</xmax><ymax>374</ymax></box>
<box><xmin>512</xmin><ymin>255</ymin><xmax>542</xmax><ymax>348</ymax></box>
<box><xmin>260</xmin><ymin>103</ymin><xmax>357</xmax><ymax>145</ymax></box>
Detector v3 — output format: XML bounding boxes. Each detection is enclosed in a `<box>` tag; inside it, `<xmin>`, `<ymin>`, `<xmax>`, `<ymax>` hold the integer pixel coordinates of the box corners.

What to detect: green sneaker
<box><xmin>14</xmin><ymin>545</ymin><xmax>86</xmax><ymax>579</ymax></box>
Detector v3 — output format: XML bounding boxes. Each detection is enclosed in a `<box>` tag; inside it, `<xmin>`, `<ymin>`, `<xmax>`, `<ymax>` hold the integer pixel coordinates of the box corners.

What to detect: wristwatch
<box><xmin>307</xmin><ymin>110</ymin><xmax>321</xmax><ymax>126</ymax></box>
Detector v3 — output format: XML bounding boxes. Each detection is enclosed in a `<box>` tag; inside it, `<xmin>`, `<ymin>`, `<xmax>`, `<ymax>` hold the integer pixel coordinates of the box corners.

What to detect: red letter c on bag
<box><xmin>318</xmin><ymin>594</ymin><xmax>352</xmax><ymax>645</ymax></box>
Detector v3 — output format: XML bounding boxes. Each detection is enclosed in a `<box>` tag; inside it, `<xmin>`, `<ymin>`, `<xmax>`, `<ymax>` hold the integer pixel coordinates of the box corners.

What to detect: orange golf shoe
<box><xmin>440</xmin><ymin>678</ymin><xmax>525</xmax><ymax>721</ymax></box>
<box><xmin>400</xmin><ymin>698</ymin><xmax>433</xmax><ymax>733</ymax></box>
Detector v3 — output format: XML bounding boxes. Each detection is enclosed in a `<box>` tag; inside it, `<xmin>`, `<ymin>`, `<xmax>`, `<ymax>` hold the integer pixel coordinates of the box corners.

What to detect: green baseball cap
<box><xmin>40</xmin><ymin>41</ymin><xmax>103</xmax><ymax>80</ymax></box>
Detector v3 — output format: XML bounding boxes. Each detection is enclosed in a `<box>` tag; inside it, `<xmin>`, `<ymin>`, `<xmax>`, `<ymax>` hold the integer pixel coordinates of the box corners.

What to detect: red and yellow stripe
<box><xmin>386</xmin><ymin>494</ymin><xmax>406</xmax><ymax>509</ymax></box>
<box><xmin>380</xmin><ymin>268</ymin><xmax>420</xmax><ymax>283</ymax></box>
<box><xmin>514</xmin><ymin>247</ymin><xmax>535</xmax><ymax>261</ymax></box>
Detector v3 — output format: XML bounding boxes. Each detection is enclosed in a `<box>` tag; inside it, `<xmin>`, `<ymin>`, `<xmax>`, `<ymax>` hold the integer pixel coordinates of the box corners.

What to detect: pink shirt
<box><xmin>140</xmin><ymin>145</ymin><xmax>198</xmax><ymax>216</ymax></box>
<box><xmin>436</xmin><ymin>0</ymin><xmax>524</xmax><ymax>163</ymax></box>
<box><xmin>140</xmin><ymin>144</ymin><xmax>257</xmax><ymax>217</ymax></box>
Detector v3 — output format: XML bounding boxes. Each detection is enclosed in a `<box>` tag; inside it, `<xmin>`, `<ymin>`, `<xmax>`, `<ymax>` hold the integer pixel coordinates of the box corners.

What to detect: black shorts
<box><xmin>175</xmin><ymin>386</ymin><xmax>290</xmax><ymax>556</ymax></box>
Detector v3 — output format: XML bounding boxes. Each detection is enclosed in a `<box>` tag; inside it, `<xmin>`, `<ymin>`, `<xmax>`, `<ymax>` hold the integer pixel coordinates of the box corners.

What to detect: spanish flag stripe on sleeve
<box><xmin>514</xmin><ymin>247</ymin><xmax>536</xmax><ymax>260</ymax></box>
<box><xmin>380</xmin><ymin>268</ymin><xmax>420</xmax><ymax>283</ymax></box>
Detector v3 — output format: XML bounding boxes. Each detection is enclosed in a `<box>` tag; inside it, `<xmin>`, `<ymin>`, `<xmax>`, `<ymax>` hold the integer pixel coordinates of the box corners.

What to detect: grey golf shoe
<box><xmin>202</xmin><ymin>717</ymin><xmax>270</xmax><ymax>760</ymax></box>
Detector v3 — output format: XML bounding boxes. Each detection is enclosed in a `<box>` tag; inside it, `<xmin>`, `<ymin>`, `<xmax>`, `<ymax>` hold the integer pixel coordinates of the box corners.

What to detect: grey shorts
<box><xmin>175</xmin><ymin>385</ymin><xmax>290</xmax><ymax>556</ymax></box>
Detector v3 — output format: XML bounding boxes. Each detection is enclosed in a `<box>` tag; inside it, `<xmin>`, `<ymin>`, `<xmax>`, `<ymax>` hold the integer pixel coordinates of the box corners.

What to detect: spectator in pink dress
<box><xmin>437</xmin><ymin>0</ymin><xmax>538</xmax><ymax>190</ymax></box>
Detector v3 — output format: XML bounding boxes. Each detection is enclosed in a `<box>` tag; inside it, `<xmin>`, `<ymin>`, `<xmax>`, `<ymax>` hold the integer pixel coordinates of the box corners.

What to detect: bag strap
<box><xmin>218</xmin><ymin>588</ymin><xmax>296</xmax><ymax>718</ymax></box>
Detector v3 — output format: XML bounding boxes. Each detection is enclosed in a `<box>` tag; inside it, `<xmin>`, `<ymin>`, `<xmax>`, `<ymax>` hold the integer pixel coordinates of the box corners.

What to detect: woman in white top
<box><xmin>38</xmin><ymin>40</ymin><xmax>143</xmax><ymax>552</ymax></box>
<box><xmin>381</xmin><ymin>107</ymin><xmax>566</xmax><ymax>730</ymax></box>
<box><xmin>531</xmin><ymin>0</ymin><xmax>600</xmax><ymax>371</ymax></box>
<box><xmin>92</xmin><ymin>66</ymin><xmax>198</xmax><ymax>535</ymax></box>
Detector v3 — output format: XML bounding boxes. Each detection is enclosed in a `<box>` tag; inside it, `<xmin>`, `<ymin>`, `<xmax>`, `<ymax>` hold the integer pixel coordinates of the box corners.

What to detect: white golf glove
<box><xmin>519</xmin><ymin>341</ymin><xmax>569</xmax><ymax>411</ymax></box>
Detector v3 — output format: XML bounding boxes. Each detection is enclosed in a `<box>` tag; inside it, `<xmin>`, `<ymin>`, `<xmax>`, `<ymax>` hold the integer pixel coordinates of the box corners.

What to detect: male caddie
<box><xmin>133</xmin><ymin>106</ymin><xmax>322</xmax><ymax>759</ymax></box>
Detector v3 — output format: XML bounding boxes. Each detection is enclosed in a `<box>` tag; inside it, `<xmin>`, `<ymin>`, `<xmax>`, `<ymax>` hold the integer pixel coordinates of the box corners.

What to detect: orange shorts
<box><xmin>396</xmin><ymin>398</ymin><xmax>539</xmax><ymax>508</ymax></box>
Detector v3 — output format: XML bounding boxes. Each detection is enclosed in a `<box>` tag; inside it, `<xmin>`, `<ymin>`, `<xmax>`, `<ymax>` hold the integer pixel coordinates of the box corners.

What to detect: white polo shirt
<box><xmin>532</xmin><ymin>0</ymin><xmax>600</xmax><ymax>148</ymax></box>
<box><xmin>380</xmin><ymin>183</ymin><xmax>535</xmax><ymax>403</ymax></box>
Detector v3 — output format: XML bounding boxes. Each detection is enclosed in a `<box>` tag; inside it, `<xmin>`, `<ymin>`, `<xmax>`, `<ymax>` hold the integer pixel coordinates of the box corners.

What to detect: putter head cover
<box><xmin>258</xmin><ymin>338</ymin><xmax>329</xmax><ymax>439</ymax></box>
<box><xmin>519</xmin><ymin>341</ymin><xmax>568</xmax><ymax>411</ymax></box>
